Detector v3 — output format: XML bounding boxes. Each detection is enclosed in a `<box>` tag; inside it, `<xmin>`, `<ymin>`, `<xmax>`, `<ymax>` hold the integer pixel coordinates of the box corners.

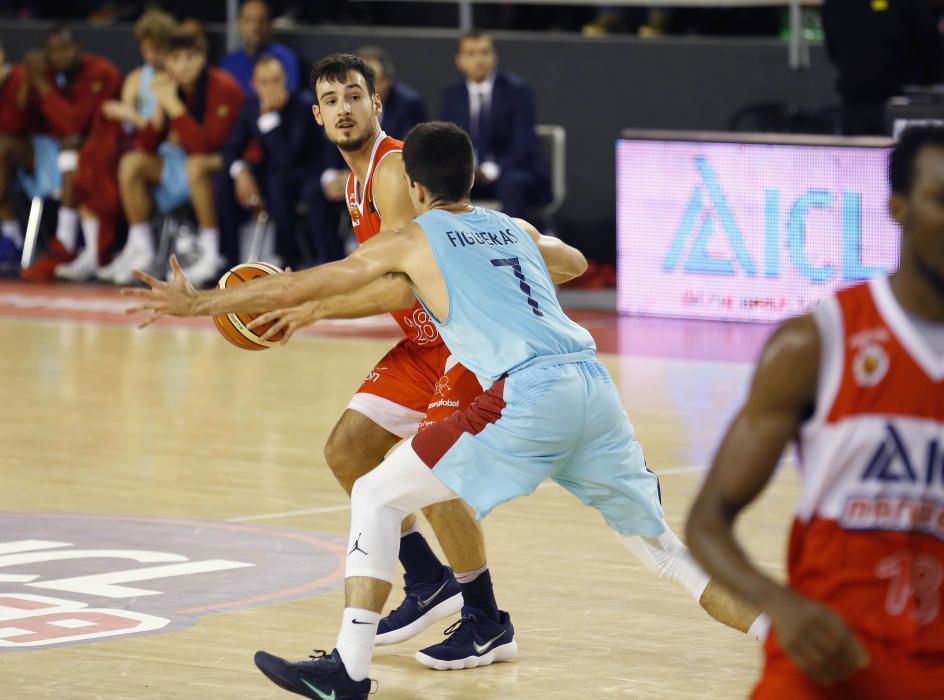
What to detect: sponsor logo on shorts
<box><xmin>434</xmin><ymin>376</ymin><xmax>451</xmax><ymax>397</ymax></box>
<box><xmin>427</xmin><ymin>398</ymin><xmax>460</xmax><ymax>410</ymax></box>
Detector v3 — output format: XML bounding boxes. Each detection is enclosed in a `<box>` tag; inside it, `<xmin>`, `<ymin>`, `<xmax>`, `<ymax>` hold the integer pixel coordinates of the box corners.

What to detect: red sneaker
<box><xmin>21</xmin><ymin>239</ymin><xmax>74</xmax><ymax>282</ymax></box>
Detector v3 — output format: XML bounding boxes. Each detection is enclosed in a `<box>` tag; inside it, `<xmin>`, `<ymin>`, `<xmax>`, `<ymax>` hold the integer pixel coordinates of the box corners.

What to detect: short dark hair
<box><xmin>310</xmin><ymin>53</ymin><xmax>375</xmax><ymax>102</ymax></box>
<box><xmin>165</xmin><ymin>29</ymin><xmax>205</xmax><ymax>55</ymax></box>
<box><xmin>134</xmin><ymin>10</ymin><xmax>176</xmax><ymax>47</ymax></box>
<box><xmin>240</xmin><ymin>0</ymin><xmax>271</xmax><ymax>18</ymax></box>
<box><xmin>45</xmin><ymin>25</ymin><xmax>76</xmax><ymax>43</ymax></box>
<box><xmin>356</xmin><ymin>46</ymin><xmax>395</xmax><ymax>82</ymax></box>
<box><xmin>403</xmin><ymin>122</ymin><xmax>474</xmax><ymax>202</ymax></box>
<box><xmin>890</xmin><ymin>126</ymin><xmax>944</xmax><ymax>195</ymax></box>
<box><xmin>253</xmin><ymin>54</ymin><xmax>284</xmax><ymax>74</ymax></box>
<box><xmin>458</xmin><ymin>30</ymin><xmax>491</xmax><ymax>48</ymax></box>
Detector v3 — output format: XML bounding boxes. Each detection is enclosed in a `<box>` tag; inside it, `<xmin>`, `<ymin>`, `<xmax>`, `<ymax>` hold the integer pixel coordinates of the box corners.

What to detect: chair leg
<box><xmin>20</xmin><ymin>196</ymin><xmax>44</xmax><ymax>269</ymax></box>
<box><xmin>246</xmin><ymin>210</ymin><xmax>269</xmax><ymax>262</ymax></box>
<box><xmin>152</xmin><ymin>215</ymin><xmax>178</xmax><ymax>279</ymax></box>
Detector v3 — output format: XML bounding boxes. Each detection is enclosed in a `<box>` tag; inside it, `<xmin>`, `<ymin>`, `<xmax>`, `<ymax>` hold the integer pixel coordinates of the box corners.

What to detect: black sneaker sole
<box><xmin>253</xmin><ymin>653</ymin><xmax>370</xmax><ymax>700</ymax></box>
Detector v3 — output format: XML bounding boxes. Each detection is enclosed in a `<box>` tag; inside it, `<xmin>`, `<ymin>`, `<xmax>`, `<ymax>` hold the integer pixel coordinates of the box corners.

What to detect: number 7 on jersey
<box><xmin>491</xmin><ymin>257</ymin><xmax>543</xmax><ymax>317</ymax></box>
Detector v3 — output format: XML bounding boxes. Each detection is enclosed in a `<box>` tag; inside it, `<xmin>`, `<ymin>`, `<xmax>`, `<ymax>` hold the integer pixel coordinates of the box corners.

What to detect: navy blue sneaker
<box><xmin>415</xmin><ymin>606</ymin><xmax>518</xmax><ymax>670</ymax></box>
<box><xmin>253</xmin><ymin>648</ymin><xmax>373</xmax><ymax>700</ymax></box>
<box><xmin>375</xmin><ymin>567</ymin><xmax>463</xmax><ymax>646</ymax></box>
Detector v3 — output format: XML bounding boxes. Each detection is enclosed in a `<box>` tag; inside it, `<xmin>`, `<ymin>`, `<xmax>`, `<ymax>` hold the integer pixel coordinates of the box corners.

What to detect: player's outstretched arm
<box><xmin>123</xmin><ymin>230</ymin><xmax>412</xmax><ymax>325</ymax></box>
<box><xmin>512</xmin><ymin>218</ymin><xmax>588</xmax><ymax>284</ymax></box>
<box><xmin>246</xmin><ymin>273</ymin><xmax>416</xmax><ymax>344</ymax></box>
<box><xmin>686</xmin><ymin>315</ymin><xmax>868</xmax><ymax>685</ymax></box>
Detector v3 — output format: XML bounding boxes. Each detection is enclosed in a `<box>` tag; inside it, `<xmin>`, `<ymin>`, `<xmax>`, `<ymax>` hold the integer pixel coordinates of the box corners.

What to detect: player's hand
<box><xmin>101</xmin><ymin>100</ymin><xmax>137</xmax><ymax>123</ymax></box>
<box><xmin>322</xmin><ymin>171</ymin><xmax>348</xmax><ymax>202</ymax></box>
<box><xmin>150</xmin><ymin>73</ymin><xmax>183</xmax><ymax>114</ymax></box>
<box><xmin>247</xmin><ymin>299</ymin><xmax>319</xmax><ymax>345</ymax></box>
<box><xmin>23</xmin><ymin>50</ymin><xmax>47</xmax><ymax>88</ymax></box>
<box><xmin>235</xmin><ymin>169</ymin><xmax>262</xmax><ymax>209</ymax></box>
<box><xmin>121</xmin><ymin>255</ymin><xmax>198</xmax><ymax>328</ymax></box>
<box><xmin>259</xmin><ymin>86</ymin><xmax>288</xmax><ymax>114</ymax></box>
<box><xmin>768</xmin><ymin>589</ymin><xmax>869</xmax><ymax>686</ymax></box>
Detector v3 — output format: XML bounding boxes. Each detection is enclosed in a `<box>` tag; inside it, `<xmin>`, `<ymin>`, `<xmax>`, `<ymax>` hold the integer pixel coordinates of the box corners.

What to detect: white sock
<box><xmin>1</xmin><ymin>220</ymin><xmax>23</xmax><ymax>247</ymax></box>
<box><xmin>748</xmin><ymin>613</ymin><xmax>770</xmax><ymax>642</ymax></box>
<box><xmin>455</xmin><ymin>564</ymin><xmax>488</xmax><ymax>585</ymax></box>
<box><xmin>198</xmin><ymin>227</ymin><xmax>219</xmax><ymax>258</ymax></box>
<box><xmin>127</xmin><ymin>223</ymin><xmax>154</xmax><ymax>254</ymax></box>
<box><xmin>80</xmin><ymin>217</ymin><xmax>99</xmax><ymax>260</ymax></box>
<box><xmin>56</xmin><ymin>207</ymin><xmax>79</xmax><ymax>252</ymax></box>
<box><xmin>400</xmin><ymin>523</ymin><xmax>420</xmax><ymax>538</ymax></box>
<box><xmin>621</xmin><ymin>528</ymin><xmax>710</xmax><ymax>601</ymax></box>
<box><xmin>335</xmin><ymin>608</ymin><xmax>379</xmax><ymax>682</ymax></box>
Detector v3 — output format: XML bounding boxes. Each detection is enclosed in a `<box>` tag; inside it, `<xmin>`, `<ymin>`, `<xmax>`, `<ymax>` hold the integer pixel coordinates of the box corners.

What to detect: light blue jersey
<box><xmin>410</xmin><ymin>205</ymin><xmax>665</xmax><ymax>537</ymax></box>
<box><xmin>137</xmin><ymin>64</ymin><xmax>157</xmax><ymax>119</ymax></box>
<box><xmin>414</xmin><ymin>207</ymin><xmax>596</xmax><ymax>387</ymax></box>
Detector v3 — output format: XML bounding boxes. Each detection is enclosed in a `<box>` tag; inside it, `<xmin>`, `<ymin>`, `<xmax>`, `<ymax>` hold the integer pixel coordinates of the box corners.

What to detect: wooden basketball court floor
<box><xmin>0</xmin><ymin>280</ymin><xmax>799</xmax><ymax>700</ymax></box>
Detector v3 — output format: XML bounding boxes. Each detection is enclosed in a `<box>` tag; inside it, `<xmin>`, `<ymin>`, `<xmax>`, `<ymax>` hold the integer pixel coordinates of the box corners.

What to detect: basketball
<box><xmin>212</xmin><ymin>262</ymin><xmax>286</xmax><ymax>350</ymax></box>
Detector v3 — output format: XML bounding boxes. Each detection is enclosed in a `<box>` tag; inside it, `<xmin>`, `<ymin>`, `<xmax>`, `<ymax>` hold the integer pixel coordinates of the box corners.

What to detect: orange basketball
<box><xmin>212</xmin><ymin>262</ymin><xmax>286</xmax><ymax>350</ymax></box>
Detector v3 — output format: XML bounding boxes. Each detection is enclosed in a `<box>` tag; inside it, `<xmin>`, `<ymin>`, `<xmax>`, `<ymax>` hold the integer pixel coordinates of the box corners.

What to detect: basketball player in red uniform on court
<box><xmin>127</xmin><ymin>55</ymin><xmax>772</xmax><ymax>682</ymax></box>
<box><xmin>298</xmin><ymin>54</ymin><xmax>520</xmax><ymax>668</ymax></box>
<box><xmin>687</xmin><ymin>125</ymin><xmax>944</xmax><ymax>699</ymax></box>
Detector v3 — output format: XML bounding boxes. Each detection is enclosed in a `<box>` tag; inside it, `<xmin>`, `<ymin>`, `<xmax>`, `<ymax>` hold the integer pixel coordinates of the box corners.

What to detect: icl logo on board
<box><xmin>662</xmin><ymin>156</ymin><xmax>890</xmax><ymax>283</ymax></box>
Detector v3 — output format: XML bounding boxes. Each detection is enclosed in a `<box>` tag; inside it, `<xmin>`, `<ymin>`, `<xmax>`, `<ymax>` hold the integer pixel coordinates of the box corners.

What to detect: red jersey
<box><xmin>774</xmin><ymin>277</ymin><xmax>944</xmax><ymax>659</ymax></box>
<box><xmin>133</xmin><ymin>67</ymin><xmax>243</xmax><ymax>155</ymax></box>
<box><xmin>345</xmin><ymin>131</ymin><xmax>442</xmax><ymax>347</ymax></box>
<box><xmin>38</xmin><ymin>54</ymin><xmax>122</xmax><ymax>139</ymax></box>
<box><xmin>0</xmin><ymin>66</ymin><xmax>38</xmax><ymax>136</ymax></box>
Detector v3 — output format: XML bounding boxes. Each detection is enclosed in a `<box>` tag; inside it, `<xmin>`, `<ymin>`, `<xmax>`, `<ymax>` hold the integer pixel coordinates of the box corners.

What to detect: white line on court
<box><xmin>227</xmin><ymin>504</ymin><xmax>352</xmax><ymax>522</ymax></box>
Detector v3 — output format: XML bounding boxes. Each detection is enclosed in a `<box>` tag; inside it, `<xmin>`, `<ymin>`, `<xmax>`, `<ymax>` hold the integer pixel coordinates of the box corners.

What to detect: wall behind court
<box><xmin>0</xmin><ymin>22</ymin><xmax>837</xmax><ymax>260</ymax></box>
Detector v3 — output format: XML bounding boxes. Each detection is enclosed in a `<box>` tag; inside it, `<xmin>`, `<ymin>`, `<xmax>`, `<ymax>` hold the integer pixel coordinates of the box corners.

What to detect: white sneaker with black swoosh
<box><xmin>415</xmin><ymin>606</ymin><xmax>518</xmax><ymax>670</ymax></box>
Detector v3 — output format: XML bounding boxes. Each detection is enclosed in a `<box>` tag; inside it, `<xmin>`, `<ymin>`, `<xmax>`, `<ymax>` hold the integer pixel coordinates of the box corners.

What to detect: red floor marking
<box><xmin>0</xmin><ymin>280</ymin><xmax>773</xmax><ymax>361</ymax></box>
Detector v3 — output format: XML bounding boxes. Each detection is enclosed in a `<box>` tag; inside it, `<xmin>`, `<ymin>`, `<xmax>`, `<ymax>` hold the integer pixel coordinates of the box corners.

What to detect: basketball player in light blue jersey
<box><xmin>126</xmin><ymin>122</ymin><xmax>768</xmax><ymax>699</ymax></box>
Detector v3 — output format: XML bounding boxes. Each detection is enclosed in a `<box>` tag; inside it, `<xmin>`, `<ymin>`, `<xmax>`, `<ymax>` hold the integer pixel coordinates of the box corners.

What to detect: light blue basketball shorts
<box><xmin>17</xmin><ymin>135</ymin><xmax>62</xmax><ymax>199</ymax></box>
<box><xmin>153</xmin><ymin>142</ymin><xmax>191</xmax><ymax>213</ymax></box>
<box><xmin>412</xmin><ymin>359</ymin><xmax>667</xmax><ymax>537</ymax></box>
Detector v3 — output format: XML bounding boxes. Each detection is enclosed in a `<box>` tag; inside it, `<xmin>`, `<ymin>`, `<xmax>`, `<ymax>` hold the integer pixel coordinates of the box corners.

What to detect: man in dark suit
<box><xmin>440</xmin><ymin>31</ymin><xmax>551</xmax><ymax>218</ymax></box>
<box><xmin>356</xmin><ymin>46</ymin><xmax>427</xmax><ymax>141</ymax></box>
<box><xmin>216</xmin><ymin>56</ymin><xmax>343</xmax><ymax>268</ymax></box>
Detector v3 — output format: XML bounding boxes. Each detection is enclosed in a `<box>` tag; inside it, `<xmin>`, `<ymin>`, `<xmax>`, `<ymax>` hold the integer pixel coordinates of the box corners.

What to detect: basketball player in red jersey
<box><xmin>128</xmin><ymin>53</ymin><xmax>771</xmax><ymax>675</ymax></box>
<box><xmin>301</xmin><ymin>53</ymin><xmax>517</xmax><ymax>668</ymax></box>
<box><xmin>253</xmin><ymin>54</ymin><xmax>768</xmax><ymax>662</ymax></box>
<box><xmin>687</xmin><ymin>125</ymin><xmax>944</xmax><ymax>698</ymax></box>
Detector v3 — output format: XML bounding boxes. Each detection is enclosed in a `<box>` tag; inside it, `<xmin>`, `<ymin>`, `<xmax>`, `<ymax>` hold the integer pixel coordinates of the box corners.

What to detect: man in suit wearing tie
<box><xmin>216</xmin><ymin>56</ymin><xmax>343</xmax><ymax>269</ymax></box>
<box><xmin>440</xmin><ymin>31</ymin><xmax>551</xmax><ymax>218</ymax></box>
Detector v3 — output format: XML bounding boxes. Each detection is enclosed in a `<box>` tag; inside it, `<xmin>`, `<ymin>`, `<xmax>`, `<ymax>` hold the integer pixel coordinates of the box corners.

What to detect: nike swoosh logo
<box><xmin>473</xmin><ymin>631</ymin><xmax>507</xmax><ymax>655</ymax></box>
<box><xmin>351</xmin><ymin>619</ymin><xmax>372</xmax><ymax>625</ymax></box>
<box><xmin>301</xmin><ymin>678</ymin><xmax>335</xmax><ymax>700</ymax></box>
<box><xmin>417</xmin><ymin>579</ymin><xmax>450</xmax><ymax>610</ymax></box>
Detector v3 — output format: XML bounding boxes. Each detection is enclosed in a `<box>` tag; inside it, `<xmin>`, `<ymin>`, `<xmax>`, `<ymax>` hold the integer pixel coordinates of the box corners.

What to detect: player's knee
<box><xmin>118</xmin><ymin>152</ymin><xmax>147</xmax><ymax>184</ymax></box>
<box><xmin>184</xmin><ymin>156</ymin><xmax>210</xmax><ymax>185</ymax></box>
<box><xmin>349</xmin><ymin>472</ymin><xmax>376</xmax><ymax>511</ymax></box>
<box><xmin>323</xmin><ymin>429</ymin><xmax>372</xmax><ymax>491</ymax></box>
<box><xmin>350</xmin><ymin>466</ymin><xmax>400</xmax><ymax>517</ymax></box>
